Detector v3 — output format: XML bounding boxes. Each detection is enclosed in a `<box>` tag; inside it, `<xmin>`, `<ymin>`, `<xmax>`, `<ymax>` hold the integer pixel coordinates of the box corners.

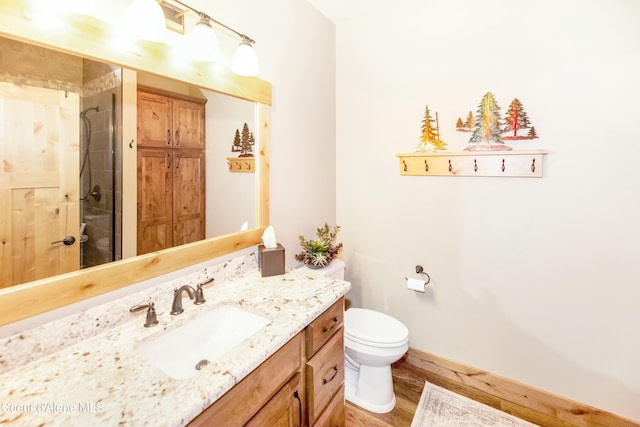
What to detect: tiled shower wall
<box><xmin>80</xmin><ymin>64</ymin><xmax>122</xmax><ymax>267</ymax></box>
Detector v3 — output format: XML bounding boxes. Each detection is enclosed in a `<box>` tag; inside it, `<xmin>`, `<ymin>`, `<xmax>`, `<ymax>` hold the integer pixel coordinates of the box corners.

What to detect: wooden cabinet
<box><xmin>188</xmin><ymin>332</ymin><xmax>305</xmax><ymax>427</ymax></box>
<box><xmin>187</xmin><ymin>298</ymin><xmax>346</xmax><ymax>427</ymax></box>
<box><xmin>136</xmin><ymin>89</ymin><xmax>206</xmax><ymax>255</ymax></box>
<box><xmin>137</xmin><ymin>90</ymin><xmax>205</xmax><ymax>150</ymax></box>
<box><xmin>306</xmin><ymin>298</ymin><xmax>345</xmax><ymax>427</ymax></box>
<box><xmin>246</xmin><ymin>373</ymin><xmax>303</xmax><ymax>427</ymax></box>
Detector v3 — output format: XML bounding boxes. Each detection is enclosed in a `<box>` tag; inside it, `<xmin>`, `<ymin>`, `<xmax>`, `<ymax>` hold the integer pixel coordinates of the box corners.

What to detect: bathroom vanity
<box><xmin>0</xmin><ymin>265</ymin><xmax>350</xmax><ymax>427</ymax></box>
<box><xmin>189</xmin><ymin>297</ymin><xmax>345</xmax><ymax>426</ymax></box>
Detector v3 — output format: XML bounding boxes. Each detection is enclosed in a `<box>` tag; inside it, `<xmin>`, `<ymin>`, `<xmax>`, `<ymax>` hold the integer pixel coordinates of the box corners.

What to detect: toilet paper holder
<box><xmin>405</xmin><ymin>265</ymin><xmax>431</xmax><ymax>285</ymax></box>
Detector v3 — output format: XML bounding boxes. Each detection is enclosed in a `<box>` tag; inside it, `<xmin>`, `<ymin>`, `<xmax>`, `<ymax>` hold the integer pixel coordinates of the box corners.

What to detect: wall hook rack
<box><xmin>396</xmin><ymin>150</ymin><xmax>547</xmax><ymax>178</ymax></box>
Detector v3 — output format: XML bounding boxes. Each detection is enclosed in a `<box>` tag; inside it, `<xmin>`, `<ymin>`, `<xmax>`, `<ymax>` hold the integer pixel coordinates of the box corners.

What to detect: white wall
<box><xmin>335</xmin><ymin>0</ymin><xmax>640</xmax><ymax>421</ymax></box>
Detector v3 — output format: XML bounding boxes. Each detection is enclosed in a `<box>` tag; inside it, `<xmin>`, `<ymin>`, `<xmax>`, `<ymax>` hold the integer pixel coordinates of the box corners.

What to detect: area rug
<box><xmin>411</xmin><ymin>381</ymin><xmax>538</xmax><ymax>427</ymax></box>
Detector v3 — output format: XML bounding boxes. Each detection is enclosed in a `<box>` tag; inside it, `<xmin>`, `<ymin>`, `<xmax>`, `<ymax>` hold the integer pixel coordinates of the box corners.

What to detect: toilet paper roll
<box><xmin>407</xmin><ymin>277</ymin><xmax>426</xmax><ymax>292</ymax></box>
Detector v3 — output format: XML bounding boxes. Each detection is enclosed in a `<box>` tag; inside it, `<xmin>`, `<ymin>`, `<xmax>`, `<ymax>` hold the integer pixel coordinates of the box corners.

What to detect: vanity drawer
<box><xmin>306</xmin><ymin>297</ymin><xmax>344</xmax><ymax>358</ymax></box>
<box><xmin>306</xmin><ymin>330</ymin><xmax>344</xmax><ymax>424</ymax></box>
<box><xmin>313</xmin><ymin>384</ymin><xmax>344</xmax><ymax>427</ymax></box>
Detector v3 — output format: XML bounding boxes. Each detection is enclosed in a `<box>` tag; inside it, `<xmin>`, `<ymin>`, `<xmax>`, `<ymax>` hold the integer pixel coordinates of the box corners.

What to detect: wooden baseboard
<box><xmin>403</xmin><ymin>347</ymin><xmax>640</xmax><ymax>427</ymax></box>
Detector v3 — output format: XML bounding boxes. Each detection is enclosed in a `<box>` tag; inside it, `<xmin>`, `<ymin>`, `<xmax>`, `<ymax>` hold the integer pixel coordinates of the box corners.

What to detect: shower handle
<box><xmin>51</xmin><ymin>236</ymin><xmax>76</xmax><ymax>246</ymax></box>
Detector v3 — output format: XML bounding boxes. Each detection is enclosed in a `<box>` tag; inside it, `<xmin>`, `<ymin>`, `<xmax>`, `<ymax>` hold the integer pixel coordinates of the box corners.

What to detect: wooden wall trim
<box><xmin>404</xmin><ymin>347</ymin><xmax>640</xmax><ymax>427</ymax></box>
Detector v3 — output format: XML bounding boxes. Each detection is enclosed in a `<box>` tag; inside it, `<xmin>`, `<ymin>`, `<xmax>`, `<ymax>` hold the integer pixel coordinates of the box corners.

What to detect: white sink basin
<box><xmin>137</xmin><ymin>305</ymin><xmax>270</xmax><ymax>379</ymax></box>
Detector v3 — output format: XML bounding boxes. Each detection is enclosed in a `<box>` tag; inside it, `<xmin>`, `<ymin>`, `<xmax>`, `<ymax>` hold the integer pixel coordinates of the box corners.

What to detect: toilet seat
<box><xmin>345</xmin><ymin>308</ymin><xmax>409</xmax><ymax>347</ymax></box>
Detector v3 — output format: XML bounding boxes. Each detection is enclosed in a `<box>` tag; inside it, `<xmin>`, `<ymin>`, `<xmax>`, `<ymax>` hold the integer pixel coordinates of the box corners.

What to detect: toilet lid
<box><xmin>345</xmin><ymin>308</ymin><xmax>408</xmax><ymax>347</ymax></box>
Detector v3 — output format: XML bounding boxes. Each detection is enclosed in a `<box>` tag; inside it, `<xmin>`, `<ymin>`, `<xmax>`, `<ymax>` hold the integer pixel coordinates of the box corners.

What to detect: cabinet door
<box><xmin>172</xmin><ymin>150</ymin><xmax>205</xmax><ymax>246</ymax></box>
<box><xmin>187</xmin><ymin>333</ymin><xmax>304</xmax><ymax>427</ymax></box>
<box><xmin>246</xmin><ymin>373</ymin><xmax>303</xmax><ymax>427</ymax></box>
<box><xmin>137</xmin><ymin>149</ymin><xmax>173</xmax><ymax>254</ymax></box>
<box><xmin>172</xmin><ymin>98</ymin><xmax>205</xmax><ymax>149</ymax></box>
<box><xmin>137</xmin><ymin>91</ymin><xmax>172</xmax><ymax>148</ymax></box>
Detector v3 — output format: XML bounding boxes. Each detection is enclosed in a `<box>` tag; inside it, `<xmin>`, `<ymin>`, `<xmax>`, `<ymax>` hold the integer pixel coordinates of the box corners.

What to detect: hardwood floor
<box><xmin>344</xmin><ymin>357</ymin><xmax>538</xmax><ymax>427</ymax></box>
<box><xmin>344</xmin><ymin>358</ymin><xmax>426</xmax><ymax>427</ymax></box>
<box><xmin>345</xmin><ymin>353</ymin><xmax>640</xmax><ymax>427</ymax></box>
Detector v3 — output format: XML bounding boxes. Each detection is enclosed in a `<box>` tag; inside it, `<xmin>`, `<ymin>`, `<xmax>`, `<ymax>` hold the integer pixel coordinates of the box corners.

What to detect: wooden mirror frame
<box><xmin>0</xmin><ymin>1</ymin><xmax>271</xmax><ymax>326</ymax></box>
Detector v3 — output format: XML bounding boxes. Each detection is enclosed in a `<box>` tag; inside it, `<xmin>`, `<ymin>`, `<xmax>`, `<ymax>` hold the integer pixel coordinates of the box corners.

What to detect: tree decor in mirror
<box><xmin>0</xmin><ymin>1</ymin><xmax>271</xmax><ymax>326</ymax></box>
<box><xmin>232</xmin><ymin>123</ymin><xmax>256</xmax><ymax>157</ymax></box>
<box><xmin>228</xmin><ymin>123</ymin><xmax>255</xmax><ymax>173</ymax></box>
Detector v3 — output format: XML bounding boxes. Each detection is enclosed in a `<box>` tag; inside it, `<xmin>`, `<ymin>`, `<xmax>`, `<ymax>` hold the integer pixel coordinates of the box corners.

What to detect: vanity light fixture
<box><xmin>123</xmin><ymin>0</ymin><xmax>260</xmax><ymax>75</ymax></box>
<box><xmin>172</xmin><ymin>0</ymin><xmax>260</xmax><ymax>75</ymax></box>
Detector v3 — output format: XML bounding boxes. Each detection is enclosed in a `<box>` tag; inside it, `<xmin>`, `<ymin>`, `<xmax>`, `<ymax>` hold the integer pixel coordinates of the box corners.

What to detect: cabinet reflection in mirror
<box><xmin>0</xmin><ymin>35</ymin><xmax>256</xmax><ymax>288</ymax></box>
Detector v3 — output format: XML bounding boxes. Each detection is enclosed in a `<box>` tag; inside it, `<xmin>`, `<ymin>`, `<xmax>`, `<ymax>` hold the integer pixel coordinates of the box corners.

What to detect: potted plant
<box><xmin>295</xmin><ymin>223</ymin><xmax>343</xmax><ymax>268</ymax></box>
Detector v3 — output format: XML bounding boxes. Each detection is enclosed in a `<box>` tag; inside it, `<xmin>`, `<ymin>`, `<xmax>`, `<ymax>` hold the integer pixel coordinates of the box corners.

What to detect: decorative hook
<box><xmin>245</xmin><ymin>161</ymin><xmax>251</xmax><ymax>170</ymax></box>
<box><xmin>448</xmin><ymin>159</ymin><xmax>453</xmax><ymax>172</ymax></box>
<box><xmin>501</xmin><ymin>158</ymin><xmax>506</xmax><ymax>172</ymax></box>
<box><xmin>424</xmin><ymin>159</ymin><xmax>429</xmax><ymax>172</ymax></box>
<box><xmin>129</xmin><ymin>139</ymin><xmax>134</xmax><ymax>149</ymax></box>
<box><xmin>403</xmin><ymin>160</ymin><xmax>408</xmax><ymax>172</ymax></box>
<box><xmin>474</xmin><ymin>159</ymin><xmax>478</xmax><ymax>172</ymax></box>
<box><xmin>531</xmin><ymin>158</ymin><xmax>536</xmax><ymax>172</ymax></box>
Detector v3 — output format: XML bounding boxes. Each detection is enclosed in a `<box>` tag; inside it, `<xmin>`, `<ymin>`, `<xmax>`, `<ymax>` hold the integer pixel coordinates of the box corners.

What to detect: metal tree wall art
<box><xmin>502</xmin><ymin>98</ymin><xmax>538</xmax><ymax>140</ymax></box>
<box><xmin>467</xmin><ymin>91</ymin><xmax>508</xmax><ymax>151</ymax></box>
<box><xmin>231</xmin><ymin>122</ymin><xmax>255</xmax><ymax>157</ymax></box>
<box><xmin>417</xmin><ymin>105</ymin><xmax>447</xmax><ymax>151</ymax></box>
<box><xmin>457</xmin><ymin>92</ymin><xmax>539</xmax><ymax>151</ymax></box>
<box><xmin>455</xmin><ymin>111</ymin><xmax>474</xmax><ymax>132</ymax></box>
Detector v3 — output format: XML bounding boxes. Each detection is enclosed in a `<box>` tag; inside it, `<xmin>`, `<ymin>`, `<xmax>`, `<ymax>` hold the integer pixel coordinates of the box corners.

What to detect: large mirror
<box><xmin>0</xmin><ymin>1</ymin><xmax>271</xmax><ymax>326</ymax></box>
<box><xmin>0</xmin><ymin>39</ymin><xmax>257</xmax><ymax>281</ymax></box>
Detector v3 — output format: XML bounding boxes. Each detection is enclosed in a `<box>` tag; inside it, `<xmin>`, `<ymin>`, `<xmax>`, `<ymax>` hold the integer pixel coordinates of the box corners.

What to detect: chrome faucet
<box><xmin>171</xmin><ymin>285</ymin><xmax>204</xmax><ymax>315</ymax></box>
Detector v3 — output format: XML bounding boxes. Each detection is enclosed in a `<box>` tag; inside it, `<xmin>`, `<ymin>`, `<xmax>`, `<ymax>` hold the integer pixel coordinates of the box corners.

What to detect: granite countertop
<box><xmin>0</xmin><ymin>268</ymin><xmax>350</xmax><ymax>427</ymax></box>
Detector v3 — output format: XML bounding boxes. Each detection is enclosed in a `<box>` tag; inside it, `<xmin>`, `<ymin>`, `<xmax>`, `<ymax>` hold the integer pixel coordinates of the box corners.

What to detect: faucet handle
<box><xmin>130</xmin><ymin>302</ymin><xmax>159</xmax><ymax>327</ymax></box>
<box><xmin>195</xmin><ymin>284</ymin><xmax>206</xmax><ymax>305</ymax></box>
<box><xmin>194</xmin><ymin>277</ymin><xmax>213</xmax><ymax>305</ymax></box>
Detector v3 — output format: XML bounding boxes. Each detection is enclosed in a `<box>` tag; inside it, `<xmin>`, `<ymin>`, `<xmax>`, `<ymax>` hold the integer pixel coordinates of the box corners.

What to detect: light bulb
<box><xmin>187</xmin><ymin>18</ymin><xmax>220</xmax><ymax>62</ymax></box>
<box><xmin>232</xmin><ymin>40</ymin><xmax>259</xmax><ymax>76</ymax></box>
<box><xmin>124</xmin><ymin>0</ymin><xmax>166</xmax><ymax>42</ymax></box>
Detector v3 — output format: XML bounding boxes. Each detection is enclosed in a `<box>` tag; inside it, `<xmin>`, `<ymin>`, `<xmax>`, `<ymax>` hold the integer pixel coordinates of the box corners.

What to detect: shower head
<box><xmin>80</xmin><ymin>106</ymin><xmax>99</xmax><ymax>118</ymax></box>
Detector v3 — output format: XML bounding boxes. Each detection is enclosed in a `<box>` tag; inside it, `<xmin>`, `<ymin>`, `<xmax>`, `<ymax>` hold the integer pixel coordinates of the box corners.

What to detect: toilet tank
<box><xmin>315</xmin><ymin>259</ymin><xmax>345</xmax><ymax>280</ymax></box>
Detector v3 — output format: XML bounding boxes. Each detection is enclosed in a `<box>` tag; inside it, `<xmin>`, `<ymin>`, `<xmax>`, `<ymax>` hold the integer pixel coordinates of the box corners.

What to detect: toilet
<box><xmin>309</xmin><ymin>259</ymin><xmax>410</xmax><ymax>413</ymax></box>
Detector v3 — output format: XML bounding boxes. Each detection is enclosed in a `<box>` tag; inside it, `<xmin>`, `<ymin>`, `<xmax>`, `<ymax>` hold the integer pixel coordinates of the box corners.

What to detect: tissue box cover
<box><xmin>258</xmin><ymin>244</ymin><xmax>285</xmax><ymax>277</ymax></box>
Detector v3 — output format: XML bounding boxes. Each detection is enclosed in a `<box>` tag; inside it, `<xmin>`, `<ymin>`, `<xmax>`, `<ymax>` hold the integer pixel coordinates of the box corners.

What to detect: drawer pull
<box><xmin>294</xmin><ymin>389</ymin><xmax>302</xmax><ymax>427</ymax></box>
<box><xmin>322</xmin><ymin>316</ymin><xmax>339</xmax><ymax>333</ymax></box>
<box><xmin>322</xmin><ymin>366</ymin><xmax>339</xmax><ymax>384</ymax></box>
